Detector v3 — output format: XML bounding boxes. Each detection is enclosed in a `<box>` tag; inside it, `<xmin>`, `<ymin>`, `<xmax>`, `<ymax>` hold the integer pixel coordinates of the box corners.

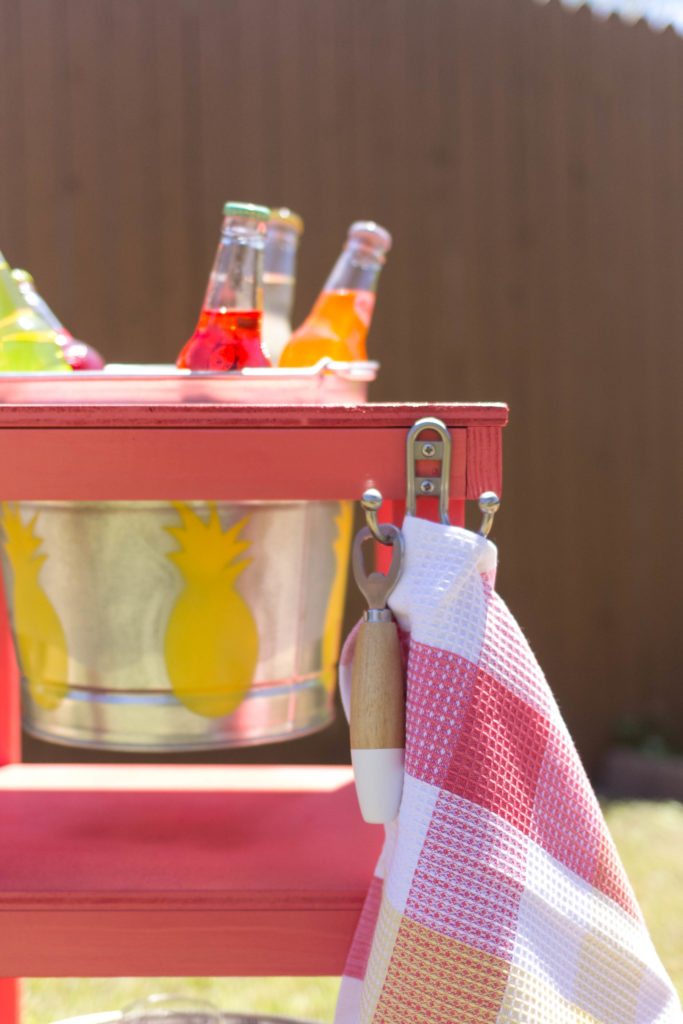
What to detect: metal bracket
<box><xmin>361</xmin><ymin>418</ymin><xmax>500</xmax><ymax>540</ymax></box>
<box><xmin>405</xmin><ymin>417</ymin><xmax>452</xmax><ymax>524</ymax></box>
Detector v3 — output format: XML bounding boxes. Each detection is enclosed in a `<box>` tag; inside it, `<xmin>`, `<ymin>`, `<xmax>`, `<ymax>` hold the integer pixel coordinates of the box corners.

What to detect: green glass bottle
<box><xmin>0</xmin><ymin>251</ymin><xmax>71</xmax><ymax>371</ymax></box>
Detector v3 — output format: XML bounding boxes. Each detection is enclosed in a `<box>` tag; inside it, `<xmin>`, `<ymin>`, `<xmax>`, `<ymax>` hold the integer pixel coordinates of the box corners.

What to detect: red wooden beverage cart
<box><xmin>0</xmin><ymin>395</ymin><xmax>506</xmax><ymax>1023</ymax></box>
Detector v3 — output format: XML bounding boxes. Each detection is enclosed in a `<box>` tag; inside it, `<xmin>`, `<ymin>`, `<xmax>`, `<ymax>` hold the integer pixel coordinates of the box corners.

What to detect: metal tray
<box><xmin>0</xmin><ymin>359</ymin><xmax>378</xmax><ymax>406</ymax></box>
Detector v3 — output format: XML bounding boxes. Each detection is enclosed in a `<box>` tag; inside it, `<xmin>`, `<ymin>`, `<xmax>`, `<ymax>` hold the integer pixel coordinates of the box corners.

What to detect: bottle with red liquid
<box><xmin>177</xmin><ymin>202</ymin><xmax>271</xmax><ymax>371</ymax></box>
<box><xmin>278</xmin><ymin>220</ymin><xmax>391</xmax><ymax>367</ymax></box>
<box><xmin>10</xmin><ymin>269</ymin><xmax>106</xmax><ymax>370</ymax></box>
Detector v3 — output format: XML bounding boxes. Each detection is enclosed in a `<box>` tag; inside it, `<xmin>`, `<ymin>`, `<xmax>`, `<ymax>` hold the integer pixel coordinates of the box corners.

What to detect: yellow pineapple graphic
<box><xmin>164</xmin><ymin>502</ymin><xmax>259</xmax><ymax>718</ymax></box>
<box><xmin>321</xmin><ymin>501</ymin><xmax>354</xmax><ymax>692</ymax></box>
<box><xmin>0</xmin><ymin>502</ymin><xmax>68</xmax><ymax>709</ymax></box>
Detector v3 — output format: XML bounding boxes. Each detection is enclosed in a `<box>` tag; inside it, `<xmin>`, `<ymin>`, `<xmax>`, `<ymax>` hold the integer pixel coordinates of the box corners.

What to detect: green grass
<box><xmin>23</xmin><ymin>977</ymin><xmax>340</xmax><ymax>1023</ymax></box>
<box><xmin>601</xmin><ymin>800</ymin><xmax>683</xmax><ymax>998</ymax></box>
<box><xmin>24</xmin><ymin>800</ymin><xmax>683</xmax><ymax>1022</ymax></box>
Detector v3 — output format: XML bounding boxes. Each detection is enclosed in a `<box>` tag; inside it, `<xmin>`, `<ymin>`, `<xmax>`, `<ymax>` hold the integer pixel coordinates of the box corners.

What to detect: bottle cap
<box><xmin>222</xmin><ymin>201</ymin><xmax>270</xmax><ymax>221</ymax></box>
<box><xmin>348</xmin><ymin>221</ymin><xmax>392</xmax><ymax>253</ymax></box>
<box><xmin>269</xmin><ymin>207</ymin><xmax>304</xmax><ymax>234</ymax></box>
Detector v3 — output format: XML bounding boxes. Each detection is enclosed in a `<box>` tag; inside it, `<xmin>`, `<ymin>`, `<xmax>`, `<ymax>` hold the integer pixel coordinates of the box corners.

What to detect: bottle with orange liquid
<box><xmin>278</xmin><ymin>220</ymin><xmax>391</xmax><ymax>367</ymax></box>
<box><xmin>176</xmin><ymin>202</ymin><xmax>271</xmax><ymax>371</ymax></box>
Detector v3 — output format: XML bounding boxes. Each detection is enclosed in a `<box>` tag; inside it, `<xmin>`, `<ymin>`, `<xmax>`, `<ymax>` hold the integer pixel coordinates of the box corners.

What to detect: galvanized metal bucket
<box><xmin>0</xmin><ymin>498</ymin><xmax>353</xmax><ymax>751</ymax></box>
<box><xmin>0</xmin><ymin>364</ymin><xmax>370</xmax><ymax>752</ymax></box>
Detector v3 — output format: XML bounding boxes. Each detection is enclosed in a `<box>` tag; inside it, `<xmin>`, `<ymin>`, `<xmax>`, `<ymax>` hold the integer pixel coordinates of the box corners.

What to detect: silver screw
<box><xmin>421</xmin><ymin>442</ymin><xmax>436</xmax><ymax>457</ymax></box>
<box><xmin>420</xmin><ymin>480</ymin><xmax>436</xmax><ymax>494</ymax></box>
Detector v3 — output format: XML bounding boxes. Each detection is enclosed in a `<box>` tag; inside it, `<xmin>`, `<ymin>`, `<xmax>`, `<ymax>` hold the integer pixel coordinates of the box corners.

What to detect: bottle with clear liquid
<box><xmin>278</xmin><ymin>220</ymin><xmax>392</xmax><ymax>367</ymax></box>
<box><xmin>176</xmin><ymin>201</ymin><xmax>271</xmax><ymax>371</ymax></box>
<box><xmin>0</xmin><ymin>252</ymin><xmax>71</xmax><ymax>372</ymax></box>
<box><xmin>262</xmin><ymin>207</ymin><xmax>303</xmax><ymax>365</ymax></box>
<box><xmin>11</xmin><ymin>269</ymin><xmax>105</xmax><ymax>370</ymax></box>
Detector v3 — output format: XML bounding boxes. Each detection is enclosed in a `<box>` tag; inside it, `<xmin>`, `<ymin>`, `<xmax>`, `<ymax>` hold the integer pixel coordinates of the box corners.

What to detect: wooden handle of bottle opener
<box><xmin>350</xmin><ymin>616</ymin><xmax>405</xmax><ymax>824</ymax></box>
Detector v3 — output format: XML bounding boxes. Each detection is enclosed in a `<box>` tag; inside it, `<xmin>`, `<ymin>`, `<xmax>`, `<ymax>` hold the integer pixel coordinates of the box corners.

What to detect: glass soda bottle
<box><xmin>0</xmin><ymin>251</ymin><xmax>72</xmax><ymax>372</ymax></box>
<box><xmin>176</xmin><ymin>201</ymin><xmax>271</xmax><ymax>371</ymax></box>
<box><xmin>278</xmin><ymin>220</ymin><xmax>391</xmax><ymax>367</ymax></box>
<box><xmin>11</xmin><ymin>268</ymin><xmax>106</xmax><ymax>370</ymax></box>
<box><xmin>262</xmin><ymin>207</ymin><xmax>303</xmax><ymax>365</ymax></box>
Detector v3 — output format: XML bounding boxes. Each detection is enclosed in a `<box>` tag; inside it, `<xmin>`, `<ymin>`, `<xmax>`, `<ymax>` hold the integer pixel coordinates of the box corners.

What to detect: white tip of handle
<box><xmin>351</xmin><ymin>747</ymin><xmax>405</xmax><ymax>824</ymax></box>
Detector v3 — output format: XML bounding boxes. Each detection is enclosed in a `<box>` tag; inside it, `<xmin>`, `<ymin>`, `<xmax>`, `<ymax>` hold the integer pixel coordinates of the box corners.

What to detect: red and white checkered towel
<box><xmin>336</xmin><ymin>515</ymin><xmax>681</xmax><ymax>1024</ymax></box>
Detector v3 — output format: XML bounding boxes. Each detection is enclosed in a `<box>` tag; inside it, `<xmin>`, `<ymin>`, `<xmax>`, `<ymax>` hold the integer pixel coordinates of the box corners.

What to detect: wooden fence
<box><xmin>1</xmin><ymin>0</ymin><xmax>682</xmax><ymax>772</ymax></box>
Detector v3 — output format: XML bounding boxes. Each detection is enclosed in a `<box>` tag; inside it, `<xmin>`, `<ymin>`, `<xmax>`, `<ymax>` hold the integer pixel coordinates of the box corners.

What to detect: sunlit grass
<box><xmin>601</xmin><ymin>799</ymin><xmax>683</xmax><ymax>999</ymax></box>
<box><xmin>25</xmin><ymin>800</ymin><xmax>683</xmax><ymax>1021</ymax></box>
<box><xmin>24</xmin><ymin>976</ymin><xmax>339</xmax><ymax>1023</ymax></box>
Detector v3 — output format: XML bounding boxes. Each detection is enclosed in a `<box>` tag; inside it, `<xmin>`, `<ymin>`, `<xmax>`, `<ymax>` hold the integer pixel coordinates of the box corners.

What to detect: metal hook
<box><xmin>405</xmin><ymin>418</ymin><xmax>452</xmax><ymax>524</ymax></box>
<box><xmin>360</xmin><ymin>488</ymin><xmax>396</xmax><ymax>546</ymax></box>
<box><xmin>478</xmin><ymin>491</ymin><xmax>500</xmax><ymax>537</ymax></box>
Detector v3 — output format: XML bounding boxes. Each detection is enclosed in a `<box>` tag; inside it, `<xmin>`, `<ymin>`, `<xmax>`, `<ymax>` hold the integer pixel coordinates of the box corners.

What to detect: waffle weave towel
<box><xmin>335</xmin><ymin>515</ymin><xmax>682</xmax><ymax>1024</ymax></box>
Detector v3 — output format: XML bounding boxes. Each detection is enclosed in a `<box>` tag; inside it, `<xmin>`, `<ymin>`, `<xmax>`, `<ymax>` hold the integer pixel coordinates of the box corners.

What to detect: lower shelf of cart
<box><xmin>0</xmin><ymin>763</ymin><xmax>383</xmax><ymax>977</ymax></box>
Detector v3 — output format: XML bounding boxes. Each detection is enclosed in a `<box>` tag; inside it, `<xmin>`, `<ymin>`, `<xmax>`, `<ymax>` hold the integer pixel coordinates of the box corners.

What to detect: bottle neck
<box><xmin>323</xmin><ymin>237</ymin><xmax>386</xmax><ymax>294</ymax></box>
<box><xmin>0</xmin><ymin>255</ymin><xmax>28</xmax><ymax>321</ymax></box>
<box><xmin>262</xmin><ymin>223</ymin><xmax>301</xmax><ymax>356</ymax></box>
<box><xmin>12</xmin><ymin>273</ymin><xmax>66</xmax><ymax>332</ymax></box>
<box><xmin>204</xmin><ymin>226</ymin><xmax>265</xmax><ymax>312</ymax></box>
<box><xmin>264</xmin><ymin>223</ymin><xmax>301</xmax><ymax>280</ymax></box>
